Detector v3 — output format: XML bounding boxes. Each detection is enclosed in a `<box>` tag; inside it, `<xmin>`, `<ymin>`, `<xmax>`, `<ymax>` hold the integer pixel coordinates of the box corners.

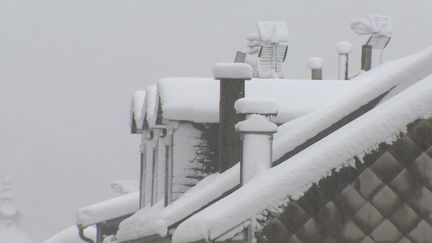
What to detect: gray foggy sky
<box><xmin>1</xmin><ymin>0</ymin><xmax>432</xmax><ymax>241</ymax></box>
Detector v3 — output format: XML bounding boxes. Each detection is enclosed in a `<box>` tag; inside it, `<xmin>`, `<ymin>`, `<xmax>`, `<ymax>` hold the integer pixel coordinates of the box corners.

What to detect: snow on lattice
<box><xmin>257</xmin><ymin>21</ymin><xmax>288</xmax><ymax>44</ymax></box>
<box><xmin>172</xmin><ymin>72</ymin><xmax>432</xmax><ymax>243</ymax></box>
<box><xmin>158</xmin><ymin>78</ymin><xmax>358</xmax><ymax>124</ymax></box>
<box><xmin>116</xmin><ymin>164</ymin><xmax>240</xmax><ymax>242</ymax></box>
<box><xmin>130</xmin><ymin>90</ymin><xmax>146</xmax><ymax>130</ymax></box>
<box><xmin>234</xmin><ymin>97</ymin><xmax>278</xmax><ymax>115</ymax></box>
<box><xmin>43</xmin><ymin>226</ymin><xmax>96</xmax><ymax>243</ymax></box>
<box><xmin>76</xmin><ymin>192</ymin><xmax>139</xmax><ymax>227</ymax></box>
<box><xmin>213</xmin><ymin>63</ymin><xmax>253</xmax><ymax>80</ymax></box>
<box><xmin>336</xmin><ymin>41</ymin><xmax>353</xmax><ymax>54</ymax></box>
<box><xmin>111</xmin><ymin>180</ymin><xmax>139</xmax><ymax>194</ymax></box>
<box><xmin>236</xmin><ymin>114</ymin><xmax>278</xmax><ymax>133</ymax></box>
<box><xmin>306</xmin><ymin>57</ymin><xmax>324</xmax><ymax>69</ymax></box>
<box><xmin>351</xmin><ymin>15</ymin><xmax>392</xmax><ymax>37</ymax></box>
<box><xmin>273</xmin><ymin>46</ymin><xmax>432</xmax><ymax>161</ymax></box>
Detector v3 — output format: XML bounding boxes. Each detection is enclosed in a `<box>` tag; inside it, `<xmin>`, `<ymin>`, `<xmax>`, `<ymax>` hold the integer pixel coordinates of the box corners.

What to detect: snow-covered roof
<box><xmin>273</xmin><ymin>46</ymin><xmax>432</xmax><ymax>162</ymax></box>
<box><xmin>158</xmin><ymin>78</ymin><xmax>359</xmax><ymax>124</ymax></box>
<box><xmin>130</xmin><ymin>90</ymin><xmax>146</xmax><ymax>131</ymax></box>
<box><xmin>144</xmin><ymin>85</ymin><xmax>159</xmax><ymax>128</ymax></box>
<box><xmin>43</xmin><ymin>226</ymin><xmax>96</xmax><ymax>243</ymax></box>
<box><xmin>76</xmin><ymin>192</ymin><xmax>139</xmax><ymax>227</ymax></box>
<box><xmin>171</xmin><ymin>72</ymin><xmax>432</xmax><ymax>243</ymax></box>
<box><xmin>116</xmin><ymin>164</ymin><xmax>240</xmax><ymax>242</ymax></box>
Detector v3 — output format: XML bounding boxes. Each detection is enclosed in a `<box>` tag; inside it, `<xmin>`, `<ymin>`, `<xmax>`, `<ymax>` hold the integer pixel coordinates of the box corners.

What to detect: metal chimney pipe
<box><xmin>361</xmin><ymin>44</ymin><xmax>372</xmax><ymax>71</ymax></box>
<box><xmin>213</xmin><ymin>63</ymin><xmax>252</xmax><ymax>173</ymax></box>
<box><xmin>336</xmin><ymin>41</ymin><xmax>353</xmax><ymax>80</ymax></box>
<box><xmin>306</xmin><ymin>57</ymin><xmax>324</xmax><ymax>80</ymax></box>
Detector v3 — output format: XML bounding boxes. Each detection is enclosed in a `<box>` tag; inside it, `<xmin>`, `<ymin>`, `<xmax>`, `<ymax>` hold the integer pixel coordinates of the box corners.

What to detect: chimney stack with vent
<box><xmin>336</xmin><ymin>41</ymin><xmax>353</xmax><ymax>80</ymax></box>
<box><xmin>306</xmin><ymin>57</ymin><xmax>324</xmax><ymax>80</ymax></box>
<box><xmin>235</xmin><ymin>98</ymin><xmax>278</xmax><ymax>185</ymax></box>
<box><xmin>214</xmin><ymin>63</ymin><xmax>252</xmax><ymax>173</ymax></box>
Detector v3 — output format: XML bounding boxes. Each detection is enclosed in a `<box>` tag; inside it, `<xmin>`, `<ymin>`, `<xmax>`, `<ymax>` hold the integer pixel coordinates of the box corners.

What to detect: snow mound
<box><xmin>213</xmin><ymin>63</ymin><xmax>253</xmax><ymax>80</ymax></box>
<box><xmin>336</xmin><ymin>41</ymin><xmax>353</xmax><ymax>54</ymax></box>
<box><xmin>257</xmin><ymin>21</ymin><xmax>288</xmax><ymax>43</ymax></box>
<box><xmin>76</xmin><ymin>192</ymin><xmax>139</xmax><ymax>227</ymax></box>
<box><xmin>236</xmin><ymin>114</ymin><xmax>278</xmax><ymax>133</ymax></box>
<box><xmin>234</xmin><ymin>97</ymin><xmax>278</xmax><ymax>115</ymax></box>
<box><xmin>306</xmin><ymin>57</ymin><xmax>324</xmax><ymax>69</ymax></box>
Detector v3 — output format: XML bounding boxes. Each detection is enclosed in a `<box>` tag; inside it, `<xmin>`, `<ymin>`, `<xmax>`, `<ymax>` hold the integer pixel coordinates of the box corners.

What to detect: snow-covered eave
<box><xmin>116</xmin><ymin>164</ymin><xmax>240</xmax><ymax>242</ymax></box>
<box><xmin>130</xmin><ymin>90</ymin><xmax>146</xmax><ymax>132</ymax></box>
<box><xmin>171</xmin><ymin>74</ymin><xmax>432</xmax><ymax>243</ymax></box>
<box><xmin>75</xmin><ymin>192</ymin><xmax>139</xmax><ymax>227</ymax></box>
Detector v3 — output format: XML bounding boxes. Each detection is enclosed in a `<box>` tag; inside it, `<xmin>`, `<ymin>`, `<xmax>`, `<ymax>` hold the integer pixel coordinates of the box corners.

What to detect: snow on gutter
<box><xmin>273</xmin><ymin>46</ymin><xmax>432</xmax><ymax>162</ymax></box>
<box><xmin>172</xmin><ymin>62</ymin><xmax>432</xmax><ymax>242</ymax></box>
<box><xmin>116</xmin><ymin>164</ymin><xmax>240</xmax><ymax>242</ymax></box>
<box><xmin>75</xmin><ymin>192</ymin><xmax>139</xmax><ymax>227</ymax></box>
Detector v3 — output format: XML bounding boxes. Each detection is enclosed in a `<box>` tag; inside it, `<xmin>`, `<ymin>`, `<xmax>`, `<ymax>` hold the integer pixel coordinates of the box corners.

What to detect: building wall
<box><xmin>257</xmin><ymin>118</ymin><xmax>432</xmax><ymax>243</ymax></box>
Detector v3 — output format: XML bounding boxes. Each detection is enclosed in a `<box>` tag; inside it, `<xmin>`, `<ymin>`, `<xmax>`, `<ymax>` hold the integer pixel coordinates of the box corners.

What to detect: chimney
<box><xmin>336</xmin><ymin>41</ymin><xmax>353</xmax><ymax>80</ymax></box>
<box><xmin>236</xmin><ymin>114</ymin><xmax>277</xmax><ymax>185</ymax></box>
<box><xmin>306</xmin><ymin>57</ymin><xmax>324</xmax><ymax>80</ymax></box>
<box><xmin>361</xmin><ymin>44</ymin><xmax>372</xmax><ymax>71</ymax></box>
<box><xmin>214</xmin><ymin>63</ymin><xmax>252</xmax><ymax>173</ymax></box>
<box><xmin>235</xmin><ymin>98</ymin><xmax>278</xmax><ymax>185</ymax></box>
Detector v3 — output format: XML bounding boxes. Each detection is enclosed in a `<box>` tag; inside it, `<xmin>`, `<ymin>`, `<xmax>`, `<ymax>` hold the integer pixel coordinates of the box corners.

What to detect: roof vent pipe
<box><xmin>336</xmin><ymin>41</ymin><xmax>353</xmax><ymax>80</ymax></box>
<box><xmin>306</xmin><ymin>57</ymin><xmax>324</xmax><ymax>80</ymax></box>
<box><xmin>235</xmin><ymin>98</ymin><xmax>278</xmax><ymax>185</ymax></box>
<box><xmin>213</xmin><ymin>63</ymin><xmax>252</xmax><ymax>173</ymax></box>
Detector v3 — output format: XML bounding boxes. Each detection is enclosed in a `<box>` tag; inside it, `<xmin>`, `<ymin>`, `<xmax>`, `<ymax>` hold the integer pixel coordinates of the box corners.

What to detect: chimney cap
<box><xmin>336</xmin><ymin>41</ymin><xmax>353</xmax><ymax>54</ymax></box>
<box><xmin>236</xmin><ymin>114</ymin><xmax>278</xmax><ymax>133</ymax></box>
<box><xmin>213</xmin><ymin>63</ymin><xmax>253</xmax><ymax>80</ymax></box>
<box><xmin>306</xmin><ymin>57</ymin><xmax>324</xmax><ymax>70</ymax></box>
<box><xmin>234</xmin><ymin>97</ymin><xmax>278</xmax><ymax>115</ymax></box>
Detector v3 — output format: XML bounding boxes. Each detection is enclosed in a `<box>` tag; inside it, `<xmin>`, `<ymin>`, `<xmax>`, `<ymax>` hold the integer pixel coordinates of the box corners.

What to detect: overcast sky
<box><xmin>1</xmin><ymin>0</ymin><xmax>432</xmax><ymax>241</ymax></box>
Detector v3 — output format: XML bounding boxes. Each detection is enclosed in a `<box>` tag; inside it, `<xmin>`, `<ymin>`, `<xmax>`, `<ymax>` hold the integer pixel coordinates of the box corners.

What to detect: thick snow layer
<box><xmin>234</xmin><ymin>97</ymin><xmax>278</xmax><ymax>115</ymax></box>
<box><xmin>336</xmin><ymin>41</ymin><xmax>353</xmax><ymax>54</ymax></box>
<box><xmin>76</xmin><ymin>192</ymin><xmax>139</xmax><ymax>227</ymax></box>
<box><xmin>257</xmin><ymin>21</ymin><xmax>288</xmax><ymax>43</ymax></box>
<box><xmin>116</xmin><ymin>164</ymin><xmax>240</xmax><ymax>242</ymax></box>
<box><xmin>130</xmin><ymin>90</ymin><xmax>146</xmax><ymax>130</ymax></box>
<box><xmin>172</xmin><ymin>73</ymin><xmax>432</xmax><ymax>243</ymax></box>
<box><xmin>43</xmin><ymin>226</ymin><xmax>95</xmax><ymax>243</ymax></box>
<box><xmin>306</xmin><ymin>57</ymin><xmax>324</xmax><ymax>69</ymax></box>
<box><xmin>213</xmin><ymin>63</ymin><xmax>253</xmax><ymax>80</ymax></box>
<box><xmin>145</xmin><ymin>85</ymin><xmax>158</xmax><ymax>128</ymax></box>
<box><xmin>273</xmin><ymin>46</ymin><xmax>432</xmax><ymax>161</ymax></box>
<box><xmin>351</xmin><ymin>15</ymin><xmax>392</xmax><ymax>36</ymax></box>
<box><xmin>158</xmin><ymin>78</ymin><xmax>358</xmax><ymax>124</ymax></box>
<box><xmin>236</xmin><ymin>114</ymin><xmax>277</xmax><ymax>133</ymax></box>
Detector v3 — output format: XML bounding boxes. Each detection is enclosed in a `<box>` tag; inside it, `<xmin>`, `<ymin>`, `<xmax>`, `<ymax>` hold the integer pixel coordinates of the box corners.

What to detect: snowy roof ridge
<box><xmin>273</xmin><ymin>46</ymin><xmax>432</xmax><ymax>163</ymax></box>
<box><xmin>158</xmin><ymin>78</ymin><xmax>359</xmax><ymax>124</ymax></box>
<box><xmin>171</xmin><ymin>74</ymin><xmax>432</xmax><ymax>243</ymax></box>
<box><xmin>75</xmin><ymin>191</ymin><xmax>139</xmax><ymax>227</ymax></box>
<box><xmin>116</xmin><ymin>164</ymin><xmax>240</xmax><ymax>242</ymax></box>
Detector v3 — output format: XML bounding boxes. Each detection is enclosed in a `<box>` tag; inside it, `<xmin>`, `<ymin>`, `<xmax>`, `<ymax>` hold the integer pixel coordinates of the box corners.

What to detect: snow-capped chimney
<box><xmin>306</xmin><ymin>57</ymin><xmax>324</xmax><ymax>80</ymax></box>
<box><xmin>235</xmin><ymin>98</ymin><xmax>278</xmax><ymax>185</ymax></box>
<box><xmin>236</xmin><ymin>114</ymin><xmax>277</xmax><ymax>185</ymax></box>
<box><xmin>214</xmin><ymin>63</ymin><xmax>252</xmax><ymax>173</ymax></box>
<box><xmin>336</xmin><ymin>41</ymin><xmax>353</xmax><ymax>80</ymax></box>
<box><xmin>351</xmin><ymin>15</ymin><xmax>392</xmax><ymax>71</ymax></box>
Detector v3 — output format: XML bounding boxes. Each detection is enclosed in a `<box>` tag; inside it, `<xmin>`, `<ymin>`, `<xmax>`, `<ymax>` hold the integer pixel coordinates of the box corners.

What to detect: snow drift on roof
<box><xmin>158</xmin><ymin>78</ymin><xmax>358</xmax><ymax>124</ymax></box>
<box><xmin>76</xmin><ymin>192</ymin><xmax>138</xmax><ymax>227</ymax></box>
<box><xmin>273</xmin><ymin>46</ymin><xmax>432</xmax><ymax>162</ymax></box>
<box><xmin>172</xmin><ymin>73</ymin><xmax>432</xmax><ymax>243</ymax></box>
<box><xmin>116</xmin><ymin>164</ymin><xmax>240</xmax><ymax>242</ymax></box>
<box><xmin>145</xmin><ymin>85</ymin><xmax>158</xmax><ymax>128</ymax></box>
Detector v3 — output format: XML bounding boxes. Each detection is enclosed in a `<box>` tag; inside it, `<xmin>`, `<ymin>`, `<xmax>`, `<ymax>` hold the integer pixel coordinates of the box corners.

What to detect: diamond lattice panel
<box><xmin>258</xmin><ymin>119</ymin><xmax>432</xmax><ymax>243</ymax></box>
